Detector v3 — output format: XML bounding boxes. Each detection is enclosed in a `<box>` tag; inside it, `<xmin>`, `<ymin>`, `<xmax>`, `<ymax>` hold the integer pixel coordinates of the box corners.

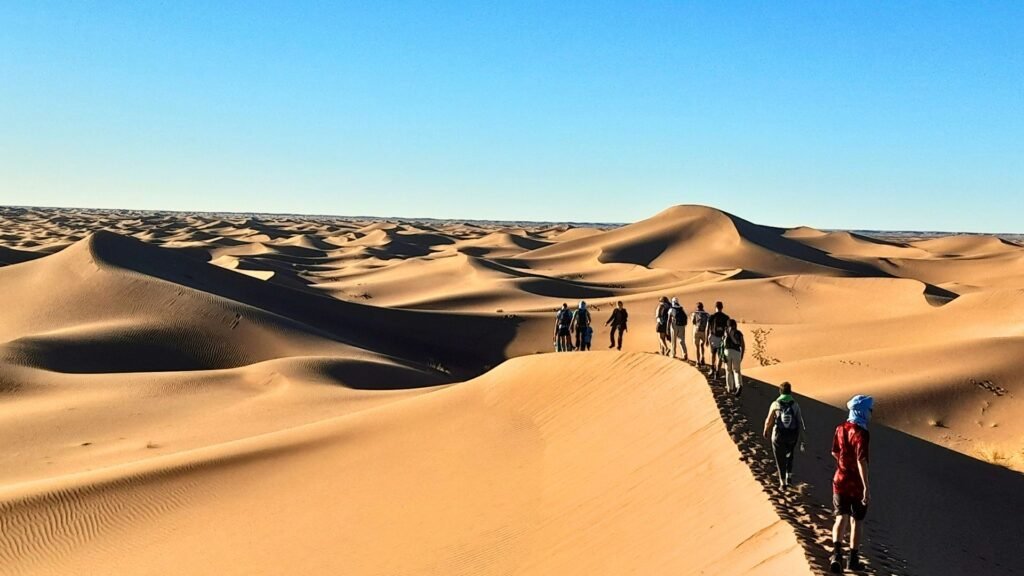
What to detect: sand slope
<box><xmin>0</xmin><ymin>354</ymin><xmax>812</xmax><ymax>576</ymax></box>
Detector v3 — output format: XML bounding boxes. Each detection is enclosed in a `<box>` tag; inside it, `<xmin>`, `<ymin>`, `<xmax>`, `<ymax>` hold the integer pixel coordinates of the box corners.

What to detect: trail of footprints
<box><xmin>695</xmin><ymin>363</ymin><xmax>914</xmax><ymax>576</ymax></box>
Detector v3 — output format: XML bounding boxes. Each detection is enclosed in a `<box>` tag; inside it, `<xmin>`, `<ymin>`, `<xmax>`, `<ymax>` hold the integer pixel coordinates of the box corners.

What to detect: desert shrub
<box><xmin>751</xmin><ymin>328</ymin><xmax>781</xmax><ymax>367</ymax></box>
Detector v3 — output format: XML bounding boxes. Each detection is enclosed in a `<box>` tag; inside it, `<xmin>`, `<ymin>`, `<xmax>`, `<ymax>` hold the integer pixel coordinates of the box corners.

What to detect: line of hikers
<box><xmin>653</xmin><ymin>297</ymin><xmax>746</xmax><ymax>396</ymax></box>
<box><xmin>553</xmin><ymin>298</ymin><xmax>874</xmax><ymax>573</ymax></box>
<box><xmin>553</xmin><ymin>298</ymin><xmax>745</xmax><ymax>397</ymax></box>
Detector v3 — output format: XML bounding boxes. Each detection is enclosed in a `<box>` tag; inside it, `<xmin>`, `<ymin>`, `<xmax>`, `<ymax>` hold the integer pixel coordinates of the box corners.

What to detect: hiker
<box><xmin>829</xmin><ymin>395</ymin><xmax>874</xmax><ymax>573</ymax></box>
<box><xmin>667</xmin><ymin>297</ymin><xmax>689</xmax><ymax>361</ymax></box>
<box><xmin>691</xmin><ymin>302</ymin><xmax>710</xmax><ymax>368</ymax></box>
<box><xmin>583</xmin><ymin>325</ymin><xmax>594</xmax><ymax>351</ymax></box>
<box><xmin>723</xmin><ymin>319</ymin><xmax>745</xmax><ymax>395</ymax></box>
<box><xmin>554</xmin><ymin>303</ymin><xmax>573</xmax><ymax>352</ymax></box>
<box><xmin>706</xmin><ymin>301</ymin><xmax>731</xmax><ymax>380</ymax></box>
<box><xmin>571</xmin><ymin>301</ymin><xmax>591</xmax><ymax>352</ymax></box>
<box><xmin>655</xmin><ymin>297</ymin><xmax>671</xmax><ymax>355</ymax></box>
<box><xmin>606</xmin><ymin>301</ymin><xmax>628</xmax><ymax>350</ymax></box>
<box><xmin>762</xmin><ymin>382</ymin><xmax>806</xmax><ymax>489</ymax></box>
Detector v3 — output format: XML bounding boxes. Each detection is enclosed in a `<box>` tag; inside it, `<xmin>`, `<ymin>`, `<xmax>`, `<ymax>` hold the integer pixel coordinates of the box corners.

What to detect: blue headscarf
<box><xmin>847</xmin><ymin>395</ymin><xmax>874</xmax><ymax>429</ymax></box>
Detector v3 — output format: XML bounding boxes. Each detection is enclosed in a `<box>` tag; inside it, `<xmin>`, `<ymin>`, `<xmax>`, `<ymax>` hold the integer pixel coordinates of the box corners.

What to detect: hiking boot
<box><xmin>829</xmin><ymin>548</ymin><xmax>844</xmax><ymax>573</ymax></box>
<box><xmin>847</xmin><ymin>549</ymin><xmax>864</xmax><ymax>571</ymax></box>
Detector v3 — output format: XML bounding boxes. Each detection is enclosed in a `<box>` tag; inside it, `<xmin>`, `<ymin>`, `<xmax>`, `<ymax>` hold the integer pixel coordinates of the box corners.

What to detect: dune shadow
<box><xmin>725</xmin><ymin>372</ymin><xmax>1024</xmax><ymax>576</ymax></box>
<box><xmin>84</xmin><ymin>231</ymin><xmax>522</xmax><ymax>381</ymax></box>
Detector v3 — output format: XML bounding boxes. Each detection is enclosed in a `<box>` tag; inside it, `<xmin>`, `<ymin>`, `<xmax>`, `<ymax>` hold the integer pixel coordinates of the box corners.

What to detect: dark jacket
<box><xmin>607</xmin><ymin>308</ymin><xmax>628</xmax><ymax>327</ymax></box>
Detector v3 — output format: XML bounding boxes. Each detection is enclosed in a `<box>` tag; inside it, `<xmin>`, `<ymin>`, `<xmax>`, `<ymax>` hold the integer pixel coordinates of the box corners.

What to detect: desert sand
<box><xmin>0</xmin><ymin>204</ymin><xmax>1022</xmax><ymax>575</ymax></box>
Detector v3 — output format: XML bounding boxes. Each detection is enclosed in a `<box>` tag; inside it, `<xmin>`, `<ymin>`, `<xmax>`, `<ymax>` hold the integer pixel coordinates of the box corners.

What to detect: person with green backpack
<box><xmin>762</xmin><ymin>382</ymin><xmax>806</xmax><ymax>490</ymax></box>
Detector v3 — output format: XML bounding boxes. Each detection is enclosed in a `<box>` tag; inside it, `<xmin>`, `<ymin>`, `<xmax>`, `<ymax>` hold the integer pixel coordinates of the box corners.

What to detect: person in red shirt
<box><xmin>829</xmin><ymin>394</ymin><xmax>873</xmax><ymax>573</ymax></box>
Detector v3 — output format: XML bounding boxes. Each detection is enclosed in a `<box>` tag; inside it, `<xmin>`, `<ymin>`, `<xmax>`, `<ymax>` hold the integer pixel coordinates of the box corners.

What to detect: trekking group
<box><xmin>653</xmin><ymin>297</ymin><xmax>746</xmax><ymax>396</ymax></box>
<box><xmin>553</xmin><ymin>300</ymin><xmax>628</xmax><ymax>352</ymax></box>
<box><xmin>554</xmin><ymin>297</ymin><xmax>746</xmax><ymax>396</ymax></box>
<box><xmin>553</xmin><ymin>297</ymin><xmax>875</xmax><ymax>574</ymax></box>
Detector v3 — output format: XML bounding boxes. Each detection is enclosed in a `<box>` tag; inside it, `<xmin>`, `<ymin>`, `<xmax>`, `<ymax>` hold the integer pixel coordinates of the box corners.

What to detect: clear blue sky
<box><xmin>1</xmin><ymin>2</ymin><xmax>1021</xmax><ymax>231</ymax></box>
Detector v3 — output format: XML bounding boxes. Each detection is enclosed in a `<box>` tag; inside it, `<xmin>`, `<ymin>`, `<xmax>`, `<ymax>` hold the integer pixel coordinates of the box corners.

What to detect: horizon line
<box><xmin>2</xmin><ymin>203</ymin><xmax>1021</xmax><ymax>239</ymax></box>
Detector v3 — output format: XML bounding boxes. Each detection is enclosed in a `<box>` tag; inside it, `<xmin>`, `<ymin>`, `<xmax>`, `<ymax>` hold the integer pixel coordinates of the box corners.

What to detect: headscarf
<box><xmin>671</xmin><ymin>297</ymin><xmax>679</xmax><ymax>306</ymax></box>
<box><xmin>847</xmin><ymin>395</ymin><xmax>874</xmax><ymax>429</ymax></box>
<box><xmin>579</xmin><ymin>301</ymin><xmax>587</xmax><ymax>309</ymax></box>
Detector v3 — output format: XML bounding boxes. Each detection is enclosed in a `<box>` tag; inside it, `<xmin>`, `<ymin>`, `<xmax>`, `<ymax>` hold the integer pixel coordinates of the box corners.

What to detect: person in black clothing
<box><xmin>706</xmin><ymin>301</ymin><xmax>730</xmax><ymax>380</ymax></box>
<box><xmin>570</xmin><ymin>301</ymin><xmax>591</xmax><ymax>351</ymax></box>
<box><xmin>655</xmin><ymin>296</ymin><xmax>671</xmax><ymax>355</ymax></box>
<box><xmin>606</xmin><ymin>300</ymin><xmax>628</xmax><ymax>350</ymax></box>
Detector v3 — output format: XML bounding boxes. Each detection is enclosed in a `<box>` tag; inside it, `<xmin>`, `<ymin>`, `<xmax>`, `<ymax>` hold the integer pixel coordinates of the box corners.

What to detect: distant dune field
<box><xmin>1</xmin><ymin>204</ymin><xmax>1022</xmax><ymax>575</ymax></box>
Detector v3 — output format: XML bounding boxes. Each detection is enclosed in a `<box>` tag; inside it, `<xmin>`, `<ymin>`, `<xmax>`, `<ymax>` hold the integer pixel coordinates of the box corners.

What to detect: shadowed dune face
<box><xmin>2</xmin><ymin>204</ymin><xmax>1024</xmax><ymax>575</ymax></box>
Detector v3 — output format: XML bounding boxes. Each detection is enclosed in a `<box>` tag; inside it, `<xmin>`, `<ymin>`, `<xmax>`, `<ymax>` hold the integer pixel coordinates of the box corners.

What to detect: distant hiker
<box><xmin>691</xmin><ymin>302</ymin><xmax>710</xmax><ymax>368</ymax></box>
<box><xmin>723</xmin><ymin>319</ymin><xmax>745</xmax><ymax>395</ymax></box>
<box><xmin>763</xmin><ymin>382</ymin><xmax>806</xmax><ymax>490</ymax></box>
<box><xmin>583</xmin><ymin>325</ymin><xmax>594</xmax><ymax>351</ymax></box>
<box><xmin>554</xmin><ymin>303</ymin><xmax>573</xmax><ymax>352</ymax></box>
<box><xmin>706</xmin><ymin>301</ymin><xmax>731</xmax><ymax>380</ymax></box>
<box><xmin>606</xmin><ymin>301</ymin><xmax>628</xmax><ymax>350</ymax></box>
<box><xmin>655</xmin><ymin>297</ymin><xmax>671</xmax><ymax>355</ymax></box>
<box><xmin>571</xmin><ymin>301</ymin><xmax>591</xmax><ymax>352</ymax></box>
<box><xmin>667</xmin><ymin>297</ymin><xmax>689</xmax><ymax>361</ymax></box>
<box><xmin>829</xmin><ymin>395</ymin><xmax>874</xmax><ymax>573</ymax></box>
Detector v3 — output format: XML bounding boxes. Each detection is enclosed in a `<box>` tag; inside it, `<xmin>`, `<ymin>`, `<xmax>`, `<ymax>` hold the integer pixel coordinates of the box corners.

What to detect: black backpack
<box><xmin>672</xmin><ymin>305</ymin><xmax>686</xmax><ymax>326</ymax></box>
<box><xmin>693</xmin><ymin>310</ymin><xmax>709</xmax><ymax>332</ymax></box>
<box><xmin>775</xmin><ymin>400</ymin><xmax>800</xmax><ymax>435</ymax></box>
<box><xmin>727</xmin><ymin>330</ymin><xmax>744</xmax><ymax>350</ymax></box>
<box><xmin>575</xmin><ymin>308</ymin><xmax>590</xmax><ymax>328</ymax></box>
<box><xmin>556</xmin><ymin>309</ymin><xmax>570</xmax><ymax>328</ymax></box>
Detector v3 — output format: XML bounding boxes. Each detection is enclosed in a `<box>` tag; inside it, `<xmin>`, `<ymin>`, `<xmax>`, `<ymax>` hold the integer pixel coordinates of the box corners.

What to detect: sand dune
<box><xmin>515</xmin><ymin>205</ymin><xmax>879</xmax><ymax>277</ymax></box>
<box><xmin>1</xmin><ymin>204</ymin><xmax>1023</xmax><ymax>574</ymax></box>
<box><xmin>0</xmin><ymin>354</ymin><xmax>812</xmax><ymax>576</ymax></box>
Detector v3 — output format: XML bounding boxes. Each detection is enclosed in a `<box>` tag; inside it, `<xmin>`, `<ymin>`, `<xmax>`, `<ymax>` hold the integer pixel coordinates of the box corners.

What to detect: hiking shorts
<box><xmin>709</xmin><ymin>336</ymin><xmax>723</xmax><ymax>351</ymax></box>
<box><xmin>833</xmin><ymin>493</ymin><xmax>868</xmax><ymax>521</ymax></box>
<box><xmin>694</xmin><ymin>331</ymin><xmax>706</xmax><ymax>346</ymax></box>
<box><xmin>557</xmin><ymin>326</ymin><xmax>570</xmax><ymax>337</ymax></box>
<box><xmin>656</xmin><ymin>322</ymin><xmax>667</xmax><ymax>335</ymax></box>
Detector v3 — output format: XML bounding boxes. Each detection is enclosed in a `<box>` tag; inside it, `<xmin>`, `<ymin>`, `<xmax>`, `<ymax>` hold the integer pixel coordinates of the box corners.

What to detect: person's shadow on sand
<box><xmin>703</xmin><ymin>370</ymin><xmax>1024</xmax><ymax>576</ymax></box>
